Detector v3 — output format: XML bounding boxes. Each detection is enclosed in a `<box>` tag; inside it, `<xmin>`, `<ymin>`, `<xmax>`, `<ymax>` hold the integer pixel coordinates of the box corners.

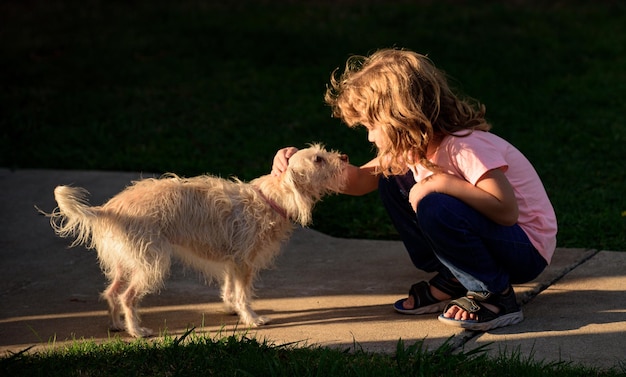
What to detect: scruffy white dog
<box><xmin>43</xmin><ymin>144</ymin><xmax>347</xmax><ymax>337</ymax></box>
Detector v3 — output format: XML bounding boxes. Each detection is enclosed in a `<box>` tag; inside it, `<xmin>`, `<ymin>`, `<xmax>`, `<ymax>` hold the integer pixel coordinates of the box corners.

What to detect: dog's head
<box><xmin>280</xmin><ymin>143</ymin><xmax>348</xmax><ymax>224</ymax></box>
<box><xmin>286</xmin><ymin>143</ymin><xmax>348</xmax><ymax>194</ymax></box>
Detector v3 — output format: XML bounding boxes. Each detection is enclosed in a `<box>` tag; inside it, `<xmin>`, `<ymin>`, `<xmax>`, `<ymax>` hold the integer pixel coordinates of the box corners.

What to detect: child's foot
<box><xmin>394</xmin><ymin>274</ymin><xmax>466</xmax><ymax>315</ymax></box>
<box><xmin>438</xmin><ymin>285</ymin><xmax>523</xmax><ymax>331</ymax></box>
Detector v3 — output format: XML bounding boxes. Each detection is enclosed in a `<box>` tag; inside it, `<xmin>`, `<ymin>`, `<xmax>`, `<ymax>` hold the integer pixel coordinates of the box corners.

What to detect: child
<box><xmin>272</xmin><ymin>48</ymin><xmax>557</xmax><ymax>331</ymax></box>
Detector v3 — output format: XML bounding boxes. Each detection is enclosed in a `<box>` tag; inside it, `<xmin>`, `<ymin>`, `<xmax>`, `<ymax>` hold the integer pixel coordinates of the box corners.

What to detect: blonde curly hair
<box><xmin>324</xmin><ymin>48</ymin><xmax>490</xmax><ymax>176</ymax></box>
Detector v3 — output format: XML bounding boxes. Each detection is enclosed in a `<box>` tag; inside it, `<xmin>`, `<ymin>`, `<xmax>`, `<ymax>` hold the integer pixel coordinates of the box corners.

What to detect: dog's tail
<box><xmin>46</xmin><ymin>185</ymin><xmax>98</xmax><ymax>248</ymax></box>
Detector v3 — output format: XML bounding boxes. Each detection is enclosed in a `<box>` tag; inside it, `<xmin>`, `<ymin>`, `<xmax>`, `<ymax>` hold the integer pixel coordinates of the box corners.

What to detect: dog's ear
<box><xmin>280</xmin><ymin>165</ymin><xmax>314</xmax><ymax>226</ymax></box>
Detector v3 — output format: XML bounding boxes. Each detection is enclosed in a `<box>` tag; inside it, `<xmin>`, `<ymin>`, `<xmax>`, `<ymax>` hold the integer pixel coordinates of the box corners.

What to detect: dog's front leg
<box><xmin>220</xmin><ymin>265</ymin><xmax>237</xmax><ymax>315</ymax></box>
<box><xmin>231</xmin><ymin>265</ymin><xmax>270</xmax><ymax>326</ymax></box>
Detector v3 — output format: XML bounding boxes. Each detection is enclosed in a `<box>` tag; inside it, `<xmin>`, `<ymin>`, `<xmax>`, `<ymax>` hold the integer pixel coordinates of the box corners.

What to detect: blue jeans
<box><xmin>379</xmin><ymin>172</ymin><xmax>547</xmax><ymax>294</ymax></box>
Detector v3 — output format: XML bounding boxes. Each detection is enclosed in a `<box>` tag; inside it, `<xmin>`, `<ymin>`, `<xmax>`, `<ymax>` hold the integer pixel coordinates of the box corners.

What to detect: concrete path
<box><xmin>1</xmin><ymin>169</ymin><xmax>624</xmax><ymax>370</ymax></box>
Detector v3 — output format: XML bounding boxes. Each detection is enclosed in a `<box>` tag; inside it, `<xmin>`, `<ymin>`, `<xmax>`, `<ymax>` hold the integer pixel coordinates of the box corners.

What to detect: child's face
<box><xmin>365</xmin><ymin>123</ymin><xmax>387</xmax><ymax>149</ymax></box>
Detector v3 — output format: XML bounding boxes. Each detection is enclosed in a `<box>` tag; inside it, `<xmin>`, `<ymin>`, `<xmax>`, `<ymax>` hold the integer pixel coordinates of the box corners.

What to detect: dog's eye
<box><xmin>313</xmin><ymin>156</ymin><xmax>325</xmax><ymax>164</ymax></box>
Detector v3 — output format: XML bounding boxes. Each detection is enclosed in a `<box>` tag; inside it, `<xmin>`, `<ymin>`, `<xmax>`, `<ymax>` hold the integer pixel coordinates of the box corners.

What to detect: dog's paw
<box><xmin>253</xmin><ymin>316</ymin><xmax>272</xmax><ymax>326</ymax></box>
<box><xmin>239</xmin><ymin>314</ymin><xmax>272</xmax><ymax>327</ymax></box>
<box><xmin>129</xmin><ymin>327</ymin><xmax>154</xmax><ymax>338</ymax></box>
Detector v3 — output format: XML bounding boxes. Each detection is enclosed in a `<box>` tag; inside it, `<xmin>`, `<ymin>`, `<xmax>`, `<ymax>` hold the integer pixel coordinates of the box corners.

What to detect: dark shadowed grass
<box><xmin>1</xmin><ymin>0</ymin><xmax>625</xmax><ymax>249</ymax></box>
<box><xmin>1</xmin><ymin>330</ymin><xmax>623</xmax><ymax>377</ymax></box>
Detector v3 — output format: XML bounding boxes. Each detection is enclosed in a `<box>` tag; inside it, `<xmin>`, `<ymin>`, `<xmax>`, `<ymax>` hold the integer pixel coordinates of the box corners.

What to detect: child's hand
<box><xmin>409</xmin><ymin>173</ymin><xmax>458</xmax><ymax>211</ymax></box>
<box><xmin>271</xmin><ymin>147</ymin><xmax>299</xmax><ymax>176</ymax></box>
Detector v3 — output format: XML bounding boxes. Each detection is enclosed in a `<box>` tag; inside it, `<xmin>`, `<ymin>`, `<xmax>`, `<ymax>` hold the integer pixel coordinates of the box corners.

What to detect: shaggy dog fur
<box><xmin>43</xmin><ymin>144</ymin><xmax>347</xmax><ymax>337</ymax></box>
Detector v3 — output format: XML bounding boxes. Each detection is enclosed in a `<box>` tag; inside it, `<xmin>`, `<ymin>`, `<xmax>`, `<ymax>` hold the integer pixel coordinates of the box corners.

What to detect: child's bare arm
<box><xmin>409</xmin><ymin>169</ymin><xmax>519</xmax><ymax>226</ymax></box>
<box><xmin>340</xmin><ymin>158</ymin><xmax>380</xmax><ymax>196</ymax></box>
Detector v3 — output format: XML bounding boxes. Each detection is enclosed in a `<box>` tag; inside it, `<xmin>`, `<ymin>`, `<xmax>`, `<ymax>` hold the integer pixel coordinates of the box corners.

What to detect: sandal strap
<box><xmin>468</xmin><ymin>285</ymin><xmax>520</xmax><ymax>314</ymax></box>
<box><xmin>445</xmin><ymin>296</ymin><xmax>482</xmax><ymax>314</ymax></box>
<box><xmin>444</xmin><ymin>296</ymin><xmax>500</xmax><ymax>322</ymax></box>
<box><xmin>429</xmin><ymin>273</ymin><xmax>467</xmax><ymax>298</ymax></box>
<box><xmin>408</xmin><ymin>281</ymin><xmax>439</xmax><ymax>309</ymax></box>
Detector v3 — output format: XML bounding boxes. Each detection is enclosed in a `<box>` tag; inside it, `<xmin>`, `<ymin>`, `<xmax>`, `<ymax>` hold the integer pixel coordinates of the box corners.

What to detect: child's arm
<box><xmin>409</xmin><ymin>169</ymin><xmax>519</xmax><ymax>226</ymax></box>
<box><xmin>340</xmin><ymin>158</ymin><xmax>380</xmax><ymax>196</ymax></box>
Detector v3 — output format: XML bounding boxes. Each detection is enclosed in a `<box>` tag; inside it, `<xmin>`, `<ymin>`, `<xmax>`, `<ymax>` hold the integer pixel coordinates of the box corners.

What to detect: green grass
<box><xmin>1</xmin><ymin>330</ymin><xmax>623</xmax><ymax>377</ymax></box>
<box><xmin>1</xmin><ymin>1</ymin><xmax>626</xmax><ymax>374</ymax></box>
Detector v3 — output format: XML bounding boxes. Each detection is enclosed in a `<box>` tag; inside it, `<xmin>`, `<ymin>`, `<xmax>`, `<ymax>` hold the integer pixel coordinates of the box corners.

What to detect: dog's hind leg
<box><xmin>117</xmin><ymin>247</ymin><xmax>171</xmax><ymax>338</ymax></box>
<box><xmin>119</xmin><ymin>276</ymin><xmax>153</xmax><ymax>338</ymax></box>
<box><xmin>101</xmin><ymin>264</ymin><xmax>126</xmax><ymax>332</ymax></box>
<box><xmin>231</xmin><ymin>264</ymin><xmax>270</xmax><ymax>326</ymax></box>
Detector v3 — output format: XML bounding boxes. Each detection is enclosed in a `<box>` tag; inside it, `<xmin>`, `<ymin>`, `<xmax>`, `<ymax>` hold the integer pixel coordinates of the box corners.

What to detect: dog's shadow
<box><xmin>135</xmin><ymin>300</ymin><xmax>409</xmax><ymax>341</ymax></box>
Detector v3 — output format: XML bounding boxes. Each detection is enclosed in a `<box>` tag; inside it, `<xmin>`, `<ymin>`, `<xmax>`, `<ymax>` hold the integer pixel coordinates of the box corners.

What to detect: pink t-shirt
<box><xmin>409</xmin><ymin>131</ymin><xmax>557</xmax><ymax>263</ymax></box>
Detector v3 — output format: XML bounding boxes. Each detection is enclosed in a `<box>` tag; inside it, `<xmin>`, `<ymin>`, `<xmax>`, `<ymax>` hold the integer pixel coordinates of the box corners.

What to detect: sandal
<box><xmin>437</xmin><ymin>285</ymin><xmax>523</xmax><ymax>331</ymax></box>
<box><xmin>394</xmin><ymin>274</ymin><xmax>467</xmax><ymax>315</ymax></box>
